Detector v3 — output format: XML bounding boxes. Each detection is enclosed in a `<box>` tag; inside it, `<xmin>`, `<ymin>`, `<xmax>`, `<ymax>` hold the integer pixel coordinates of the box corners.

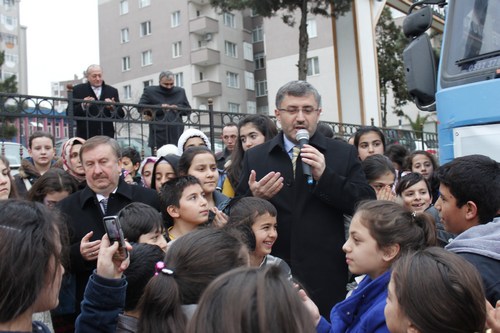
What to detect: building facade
<box><xmin>96</xmin><ymin>0</ymin><xmax>439</xmax><ymax>131</ymax></box>
<box><xmin>0</xmin><ymin>0</ymin><xmax>27</xmax><ymax>94</ymax></box>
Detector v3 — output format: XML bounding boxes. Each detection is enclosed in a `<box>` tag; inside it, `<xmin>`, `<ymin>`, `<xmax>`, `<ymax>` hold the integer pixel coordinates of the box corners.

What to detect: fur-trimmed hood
<box><xmin>17</xmin><ymin>157</ymin><xmax>57</xmax><ymax>180</ymax></box>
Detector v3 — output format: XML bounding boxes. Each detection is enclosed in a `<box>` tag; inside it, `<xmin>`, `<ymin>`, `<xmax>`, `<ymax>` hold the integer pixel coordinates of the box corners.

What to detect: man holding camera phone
<box><xmin>58</xmin><ymin>136</ymin><xmax>160</xmax><ymax>316</ymax></box>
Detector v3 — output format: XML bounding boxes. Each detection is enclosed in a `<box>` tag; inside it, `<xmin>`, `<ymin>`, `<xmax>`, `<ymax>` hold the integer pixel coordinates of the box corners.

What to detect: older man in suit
<box><xmin>237</xmin><ymin>80</ymin><xmax>375</xmax><ymax>317</ymax></box>
<box><xmin>71</xmin><ymin>64</ymin><xmax>124</xmax><ymax>139</ymax></box>
<box><xmin>58</xmin><ymin>136</ymin><xmax>160</xmax><ymax>316</ymax></box>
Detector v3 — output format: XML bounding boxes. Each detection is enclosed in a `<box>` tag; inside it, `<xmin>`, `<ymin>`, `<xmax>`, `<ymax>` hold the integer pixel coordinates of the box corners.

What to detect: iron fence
<box><xmin>0</xmin><ymin>92</ymin><xmax>437</xmax><ymax>159</ymax></box>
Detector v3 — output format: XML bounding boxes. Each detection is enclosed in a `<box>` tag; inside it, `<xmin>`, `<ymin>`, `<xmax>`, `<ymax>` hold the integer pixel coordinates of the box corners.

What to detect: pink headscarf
<box><xmin>61</xmin><ymin>137</ymin><xmax>86</xmax><ymax>183</ymax></box>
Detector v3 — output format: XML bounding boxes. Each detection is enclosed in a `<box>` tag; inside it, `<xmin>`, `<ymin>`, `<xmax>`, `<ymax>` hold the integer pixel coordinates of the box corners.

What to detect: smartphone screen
<box><xmin>103</xmin><ymin>215</ymin><xmax>128</xmax><ymax>259</ymax></box>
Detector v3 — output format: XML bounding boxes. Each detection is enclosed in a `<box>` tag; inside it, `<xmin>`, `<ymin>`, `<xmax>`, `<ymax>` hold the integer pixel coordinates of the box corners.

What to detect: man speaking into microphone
<box><xmin>236</xmin><ymin>80</ymin><xmax>375</xmax><ymax>317</ymax></box>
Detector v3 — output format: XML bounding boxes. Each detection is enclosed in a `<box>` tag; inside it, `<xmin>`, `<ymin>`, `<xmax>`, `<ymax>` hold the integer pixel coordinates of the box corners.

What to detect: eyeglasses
<box><xmin>277</xmin><ymin>106</ymin><xmax>319</xmax><ymax>115</ymax></box>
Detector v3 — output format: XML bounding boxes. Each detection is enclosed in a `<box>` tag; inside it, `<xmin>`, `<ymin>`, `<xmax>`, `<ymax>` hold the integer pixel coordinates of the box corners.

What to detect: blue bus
<box><xmin>403</xmin><ymin>0</ymin><xmax>500</xmax><ymax>163</ymax></box>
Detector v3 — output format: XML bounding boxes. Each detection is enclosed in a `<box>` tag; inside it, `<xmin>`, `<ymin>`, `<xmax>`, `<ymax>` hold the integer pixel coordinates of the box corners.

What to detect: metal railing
<box><xmin>0</xmin><ymin>92</ymin><xmax>438</xmax><ymax>158</ymax></box>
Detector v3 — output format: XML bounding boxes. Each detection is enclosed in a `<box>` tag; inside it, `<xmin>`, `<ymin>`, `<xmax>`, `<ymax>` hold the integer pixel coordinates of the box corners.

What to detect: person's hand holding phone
<box><xmin>96</xmin><ymin>234</ymin><xmax>132</xmax><ymax>280</ymax></box>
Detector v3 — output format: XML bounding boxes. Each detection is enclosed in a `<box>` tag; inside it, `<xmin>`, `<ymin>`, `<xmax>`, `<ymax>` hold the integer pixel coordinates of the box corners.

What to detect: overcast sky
<box><xmin>19</xmin><ymin>0</ymin><xmax>99</xmax><ymax>96</ymax></box>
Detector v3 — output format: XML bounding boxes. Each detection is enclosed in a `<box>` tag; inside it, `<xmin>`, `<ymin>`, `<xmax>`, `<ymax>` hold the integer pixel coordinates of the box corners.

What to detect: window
<box><xmin>1</xmin><ymin>15</ymin><xmax>16</xmax><ymax>27</ymax></box>
<box><xmin>223</xmin><ymin>12</ymin><xmax>235</xmax><ymax>28</ymax></box>
<box><xmin>139</xmin><ymin>0</ymin><xmax>150</xmax><ymax>8</ymax></box>
<box><xmin>4</xmin><ymin>53</ymin><xmax>17</xmax><ymax>65</ymax></box>
<box><xmin>143</xmin><ymin>80</ymin><xmax>153</xmax><ymax>87</ymax></box>
<box><xmin>120</xmin><ymin>28</ymin><xmax>129</xmax><ymax>43</ymax></box>
<box><xmin>225</xmin><ymin>41</ymin><xmax>237</xmax><ymax>58</ymax></box>
<box><xmin>140</xmin><ymin>21</ymin><xmax>151</xmax><ymax>37</ymax></box>
<box><xmin>119</xmin><ymin>0</ymin><xmax>128</xmax><ymax>15</ymax></box>
<box><xmin>247</xmin><ymin>101</ymin><xmax>256</xmax><ymax>114</ymax></box>
<box><xmin>307</xmin><ymin>19</ymin><xmax>317</xmax><ymax>38</ymax></box>
<box><xmin>141</xmin><ymin>50</ymin><xmax>152</xmax><ymax>66</ymax></box>
<box><xmin>172</xmin><ymin>41</ymin><xmax>182</xmax><ymax>58</ymax></box>
<box><xmin>122</xmin><ymin>56</ymin><xmax>130</xmax><ymax>71</ymax></box>
<box><xmin>123</xmin><ymin>85</ymin><xmax>132</xmax><ymax>100</ymax></box>
<box><xmin>252</xmin><ymin>26</ymin><xmax>263</xmax><ymax>43</ymax></box>
<box><xmin>228</xmin><ymin>102</ymin><xmax>240</xmax><ymax>113</ymax></box>
<box><xmin>245</xmin><ymin>71</ymin><xmax>254</xmax><ymax>90</ymax></box>
<box><xmin>226</xmin><ymin>72</ymin><xmax>239</xmax><ymax>88</ymax></box>
<box><xmin>254</xmin><ymin>52</ymin><xmax>265</xmax><ymax>70</ymax></box>
<box><xmin>255</xmin><ymin>80</ymin><xmax>267</xmax><ymax>97</ymax></box>
<box><xmin>175</xmin><ymin>72</ymin><xmax>184</xmax><ymax>87</ymax></box>
<box><xmin>171</xmin><ymin>10</ymin><xmax>180</xmax><ymax>27</ymax></box>
<box><xmin>307</xmin><ymin>56</ymin><xmax>320</xmax><ymax>76</ymax></box>
<box><xmin>257</xmin><ymin>105</ymin><xmax>269</xmax><ymax>114</ymax></box>
<box><xmin>55</xmin><ymin>125</ymin><xmax>60</xmax><ymax>138</ymax></box>
<box><xmin>243</xmin><ymin>42</ymin><xmax>253</xmax><ymax>61</ymax></box>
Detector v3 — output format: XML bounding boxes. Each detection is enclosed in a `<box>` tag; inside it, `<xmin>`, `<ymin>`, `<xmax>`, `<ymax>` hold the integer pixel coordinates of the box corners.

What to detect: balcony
<box><xmin>191</xmin><ymin>48</ymin><xmax>220</xmax><ymax>66</ymax></box>
<box><xmin>189</xmin><ymin>16</ymin><xmax>219</xmax><ymax>35</ymax></box>
<box><xmin>192</xmin><ymin>80</ymin><xmax>222</xmax><ymax>97</ymax></box>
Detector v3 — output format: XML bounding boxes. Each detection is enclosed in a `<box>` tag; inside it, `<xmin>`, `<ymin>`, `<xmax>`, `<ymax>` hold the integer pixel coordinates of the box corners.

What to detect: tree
<box><xmin>376</xmin><ymin>7</ymin><xmax>410</xmax><ymax>128</ymax></box>
<box><xmin>210</xmin><ymin>0</ymin><xmax>352</xmax><ymax>80</ymax></box>
<box><xmin>404</xmin><ymin>113</ymin><xmax>433</xmax><ymax>140</ymax></box>
<box><xmin>0</xmin><ymin>51</ymin><xmax>17</xmax><ymax>93</ymax></box>
<box><xmin>0</xmin><ymin>50</ymin><xmax>18</xmax><ymax>139</ymax></box>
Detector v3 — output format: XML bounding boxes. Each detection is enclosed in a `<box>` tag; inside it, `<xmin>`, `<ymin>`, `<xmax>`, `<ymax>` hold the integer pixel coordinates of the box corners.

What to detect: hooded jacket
<box><xmin>446</xmin><ymin>217</ymin><xmax>500</xmax><ymax>305</ymax></box>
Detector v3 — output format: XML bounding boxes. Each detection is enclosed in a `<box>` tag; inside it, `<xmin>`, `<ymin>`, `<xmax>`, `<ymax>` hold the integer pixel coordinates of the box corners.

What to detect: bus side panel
<box><xmin>436</xmin><ymin>79</ymin><xmax>500</xmax><ymax>163</ymax></box>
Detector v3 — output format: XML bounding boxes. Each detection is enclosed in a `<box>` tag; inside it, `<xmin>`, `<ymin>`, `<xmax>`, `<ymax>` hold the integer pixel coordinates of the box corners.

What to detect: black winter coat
<box><xmin>236</xmin><ymin>133</ymin><xmax>375</xmax><ymax>317</ymax></box>
<box><xmin>58</xmin><ymin>178</ymin><xmax>160</xmax><ymax>313</ymax></box>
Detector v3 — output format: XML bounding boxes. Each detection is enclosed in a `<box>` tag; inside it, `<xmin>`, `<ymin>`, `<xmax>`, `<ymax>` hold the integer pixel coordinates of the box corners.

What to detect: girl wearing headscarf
<box><xmin>61</xmin><ymin>137</ymin><xmax>87</xmax><ymax>188</ymax></box>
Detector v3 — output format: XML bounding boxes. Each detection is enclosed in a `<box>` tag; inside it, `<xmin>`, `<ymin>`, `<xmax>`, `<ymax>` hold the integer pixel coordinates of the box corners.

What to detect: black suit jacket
<box><xmin>58</xmin><ymin>178</ymin><xmax>160</xmax><ymax>313</ymax></box>
<box><xmin>236</xmin><ymin>132</ymin><xmax>375</xmax><ymax>317</ymax></box>
<box><xmin>70</xmin><ymin>82</ymin><xmax>123</xmax><ymax>139</ymax></box>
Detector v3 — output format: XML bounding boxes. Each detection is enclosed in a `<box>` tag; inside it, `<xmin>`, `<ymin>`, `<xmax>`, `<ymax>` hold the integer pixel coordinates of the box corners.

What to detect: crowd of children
<box><xmin>0</xmin><ymin>120</ymin><xmax>499</xmax><ymax>333</ymax></box>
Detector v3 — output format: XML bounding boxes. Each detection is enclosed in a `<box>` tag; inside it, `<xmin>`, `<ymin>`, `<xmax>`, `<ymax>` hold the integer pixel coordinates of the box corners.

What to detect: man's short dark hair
<box><xmin>437</xmin><ymin>154</ymin><xmax>500</xmax><ymax>224</ymax></box>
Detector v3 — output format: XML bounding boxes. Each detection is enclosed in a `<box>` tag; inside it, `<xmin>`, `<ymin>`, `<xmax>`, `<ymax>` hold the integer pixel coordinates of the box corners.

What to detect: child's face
<box><xmin>43</xmin><ymin>190</ymin><xmax>70</xmax><ymax>209</ymax></box>
<box><xmin>240</xmin><ymin>124</ymin><xmax>266</xmax><ymax>151</ymax></box>
<box><xmin>384</xmin><ymin>276</ymin><xmax>411</xmax><ymax>333</ymax></box>
<box><xmin>174</xmin><ymin>183</ymin><xmax>209</xmax><ymax>225</ymax></box>
<box><xmin>357</xmin><ymin>131</ymin><xmax>384</xmax><ymax>161</ymax></box>
<box><xmin>369</xmin><ymin>171</ymin><xmax>395</xmax><ymax>193</ymax></box>
<box><xmin>188</xmin><ymin>153</ymin><xmax>219</xmax><ymax>195</ymax></box>
<box><xmin>0</xmin><ymin>160</ymin><xmax>11</xmax><ymax>200</ymax></box>
<box><xmin>29</xmin><ymin>137</ymin><xmax>55</xmax><ymax>167</ymax></box>
<box><xmin>434</xmin><ymin>184</ymin><xmax>470</xmax><ymax>234</ymax></box>
<box><xmin>138</xmin><ymin>229</ymin><xmax>168</xmax><ymax>252</ymax></box>
<box><xmin>251</xmin><ymin>213</ymin><xmax>277</xmax><ymax>261</ymax></box>
<box><xmin>342</xmin><ymin>213</ymin><xmax>388</xmax><ymax>279</ymax></box>
<box><xmin>411</xmin><ymin>154</ymin><xmax>434</xmax><ymax>180</ymax></box>
<box><xmin>184</xmin><ymin>137</ymin><xmax>207</xmax><ymax>150</ymax></box>
<box><xmin>155</xmin><ymin>162</ymin><xmax>176</xmax><ymax>192</ymax></box>
<box><xmin>400</xmin><ymin>180</ymin><xmax>431</xmax><ymax>213</ymax></box>
<box><xmin>121</xmin><ymin>157</ymin><xmax>138</xmax><ymax>176</ymax></box>
<box><xmin>142</xmin><ymin>162</ymin><xmax>155</xmax><ymax>189</ymax></box>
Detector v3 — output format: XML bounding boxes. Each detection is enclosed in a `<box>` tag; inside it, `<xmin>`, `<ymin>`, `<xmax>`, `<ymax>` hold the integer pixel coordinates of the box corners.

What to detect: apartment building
<box><xmin>96</xmin><ymin>0</ymin><xmax>438</xmax><ymax>129</ymax></box>
<box><xmin>98</xmin><ymin>0</ymin><xmax>256</xmax><ymax>114</ymax></box>
<box><xmin>0</xmin><ymin>0</ymin><xmax>27</xmax><ymax>94</ymax></box>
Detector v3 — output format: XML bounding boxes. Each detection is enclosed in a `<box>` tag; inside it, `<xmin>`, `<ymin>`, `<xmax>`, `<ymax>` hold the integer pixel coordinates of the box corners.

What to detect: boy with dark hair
<box><xmin>117</xmin><ymin>202</ymin><xmax>167</xmax><ymax>252</ymax></box>
<box><xmin>121</xmin><ymin>147</ymin><xmax>142</xmax><ymax>186</ymax></box>
<box><xmin>435</xmin><ymin>154</ymin><xmax>500</xmax><ymax>306</ymax></box>
<box><xmin>159</xmin><ymin>175</ymin><xmax>209</xmax><ymax>241</ymax></box>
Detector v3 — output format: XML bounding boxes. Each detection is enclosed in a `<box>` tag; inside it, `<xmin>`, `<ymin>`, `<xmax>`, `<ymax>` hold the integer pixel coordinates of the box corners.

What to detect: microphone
<box><xmin>295</xmin><ymin>129</ymin><xmax>314</xmax><ymax>185</ymax></box>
